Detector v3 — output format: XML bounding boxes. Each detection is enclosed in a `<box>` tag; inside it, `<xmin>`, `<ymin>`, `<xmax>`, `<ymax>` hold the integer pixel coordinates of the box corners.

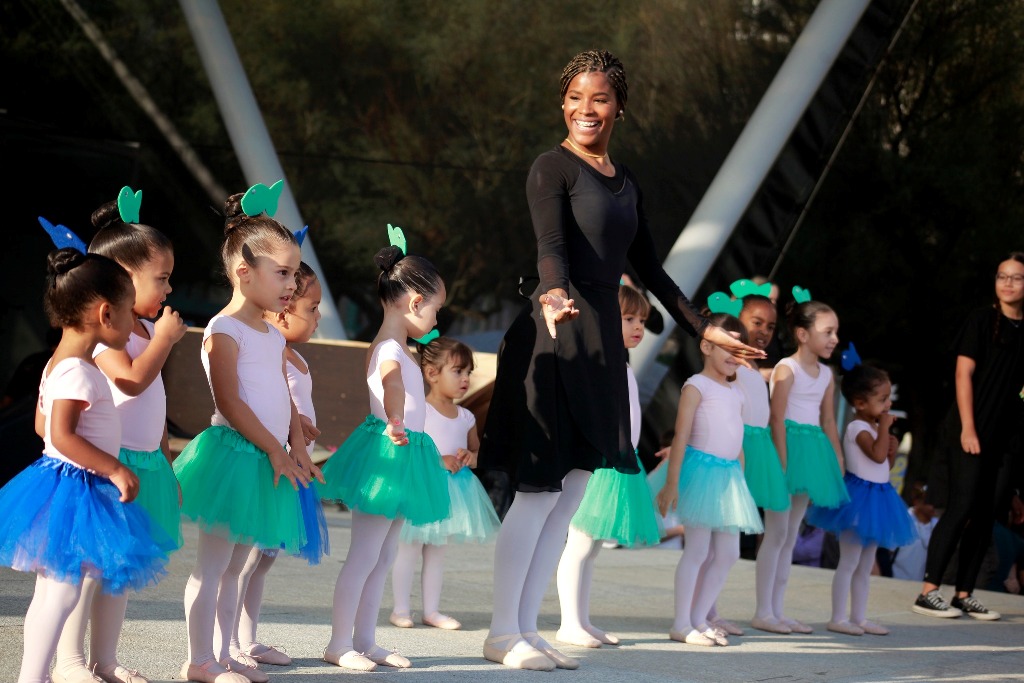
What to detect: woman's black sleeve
<box><xmin>526</xmin><ymin>154</ymin><xmax>571</xmax><ymax>294</ymax></box>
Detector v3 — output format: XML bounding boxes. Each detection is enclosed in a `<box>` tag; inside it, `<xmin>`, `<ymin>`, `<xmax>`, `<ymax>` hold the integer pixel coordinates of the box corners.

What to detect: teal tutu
<box><xmin>784</xmin><ymin>421</ymin><xmax>850</xmax><ymax>508</ymax></box>
<box><xmin>571</xmin><ymin>452</ymin><xmax>661</xmax><ymax>547</ymax></box>
<box><xmin>0</xmin><ymin>457</ymin><xmax>173</xmax><ymax>594</ymax></box>
<box><xmin>319</xmin><ymin>415</ymin><xmax>450</xmax><ymax>525</ymax></box>
<box><xmin>400</xmin><ymin>467</ymin><xmax>500</xmax><ymax>545</ymax></box>
<box><xmin>173</xmin><ymin>427</ymin><xmax>307</xmax><ymax>554</ymax></box>
<box><xmin>675</xmin><ymin>447</ymin><xmax>763</xmax><ymax>534</ymax></box>
<box><xmin>807</xmin><ymin>473</ymin><xmax>916</xmax><ymax>549</ymax></box>
<box><xmin>121</xmin><ymin>447</ymin><xmax>182</xmax><ymax>549</ymax></box>
<box><xmin>742</xmin><ymin>426</ymin><xmax>790</xmax><ymax>512</ymax></box>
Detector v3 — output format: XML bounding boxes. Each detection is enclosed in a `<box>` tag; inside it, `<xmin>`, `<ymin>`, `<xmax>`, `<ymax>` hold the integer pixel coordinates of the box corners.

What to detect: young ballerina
<box><xmin>228</xmin><ymin>261</ymin><xmax>329</xmax><ymax>668</ymax></box>
<box><xmin>656</xmin><ymin>314</ymin><xmax>763</xmax><ymax>647</ymax></box>
<box><xmin>0</xmin><ymin>246</ymin><xmax>171</xmax><ymax>683</ymax></box>
<box><xmin>732</xmin><ymin>294</ymin><xmax>796</xmax><ymax>635</ymax></box>
<box><xmin>389</xmin><ymin>337</ymin><xmax>501</xmax><ymax>631</ymax></box>
<box><xmin>172</xmin><ymin>185</ymin><xmax>315</xmax><ymax>683</ymax></box>
<box><xmin>807</xmin><ymin>363</ymin><xmax>915</xmax><ymax>635</ymax></box>
<box><xmin>764</xmin><ymin>295</ymin><xmax>849</xmax><ymax>634</ymax></box>
<box><xmin>555</xmin><ymin>284</ymin><xmax>662</xmax><ymax>648</ymax></box>
<box><xmin>319</xmin><ymin>237</ymin><xmax>451</xmax><ymax>671</ymax></box>
<box><xmin>52</xmin><ymin>193</ymin><xmax>189</xmax><ymax>683</ymax></box>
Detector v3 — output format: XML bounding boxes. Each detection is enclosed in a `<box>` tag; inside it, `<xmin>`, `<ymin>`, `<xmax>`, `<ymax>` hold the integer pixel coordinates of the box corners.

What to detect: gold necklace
<box><xmin>564</xmin><ymin>137</ymin><xmax>607</xmax><ymax>159</ymax></box>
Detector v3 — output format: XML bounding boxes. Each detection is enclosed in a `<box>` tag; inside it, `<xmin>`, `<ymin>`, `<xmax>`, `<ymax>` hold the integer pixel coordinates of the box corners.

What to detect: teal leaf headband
<box><xmin>38</xmin><ymin>216</ymin><xmax>87</xmax><ymax>253</ymax></box>
<box><xmin>707</xmin><ymin>292</ymin><xmax>742</xmax><ymax>317</ymax></box>
<box><xmin>730</xmin><ymin>278</ymin><xmax>772</xmax><ymax>299</ymax></box>
<box><xmin>117</xmin><ymin>186</ymin><xmax>142</xmax><ymax>224</ymax></box>
<box><xmin>413</xmin><ymin>329</ymin><xmax>439</xmax><ymax>345</ymax></box>
<box><xmin>792</xmin><ymin>285</ymin><xmax>812</xmax><ymax>304</ymax></box>
<box><xmin>387</xmin><ymin>223</ymin><xmax>407</xmax><ymax>255</ymax></box>
<box><xmin>240</xmin><ymin>180</ymin><xmax>284</xmax><ymax>217</ymax></box>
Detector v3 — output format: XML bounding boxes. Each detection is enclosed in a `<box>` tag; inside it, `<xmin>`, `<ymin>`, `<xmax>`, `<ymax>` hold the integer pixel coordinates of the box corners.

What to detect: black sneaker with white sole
<box><xmin>912</xmin><ymin>590</ymin><xmax>962</xmax><ymax>618</ymax></box>
<box><xmin>951</xmin><ymin>595</ymin><xmax>1001</xmax><ymax>620</ymax></box>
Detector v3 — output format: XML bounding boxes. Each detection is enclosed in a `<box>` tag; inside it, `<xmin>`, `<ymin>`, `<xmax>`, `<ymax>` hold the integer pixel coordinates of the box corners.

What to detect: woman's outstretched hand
<box><xmin>539</xmin><ymin>289</ymin><xmax>579</xmax><ymax>339</ymax></box>
<box><xmin>701</xmin><ymin>324</ymin><xmax>767</xmax><ymax>368</ymax></box>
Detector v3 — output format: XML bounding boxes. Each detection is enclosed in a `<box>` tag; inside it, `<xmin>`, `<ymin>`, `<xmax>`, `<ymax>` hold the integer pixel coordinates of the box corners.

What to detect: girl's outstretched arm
<box><xmin>769</xmin><ymin>364</ymin><xmax>793</xmax><ymax>471</ymax></box>
<box><xmin>206</xmin><ymin>333</ymin><xmax>306</xmax><ymax>489</ymax></box>
<box><xmin>94</xmin><ymin>308</ymin><xmax>186</xmax><ymax>397</ymax></box>
<box><xmin>656</xmin><ymin>384</ymin><xmax>701</xmax><ymax>516</ymax></box>
<box><xmin>954</xmin><ymin>355</ymin><xmax>980</xmax><ymax>454</ymax></box>
<box><xmin>380</xmin><ymin>359</ymin><xmax>408</xmax><ymax>445</ymax></box>
<box><xmin>50</xmin><ymin>398</ymin><xmax>138</xmax><ymax>502</ymax></box>
<box><xmin>820</xmin><ymin>373</ymin><xmax>844</xmax><ymax>472</ymax></box>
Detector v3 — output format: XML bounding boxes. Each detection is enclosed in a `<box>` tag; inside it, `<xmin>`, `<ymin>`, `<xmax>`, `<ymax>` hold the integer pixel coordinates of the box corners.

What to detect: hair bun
<box><xmin>374</xmin><ymin>245</ymin><xmax>404</xmax><ymax>273</ymax></box>
<box><xmin>90</xmin><ymin>201</ymin><xmax>121</xmax><ymax>231</ymax></box>
<box><xmin>222</xmin><ymin>193</ymin><xmax>246</xmax><ymax>235</ymax></box>
<box><xmin>47</xmin><ymin>248</ymin><xmax>87</xmax><ymax>276</ymax></box>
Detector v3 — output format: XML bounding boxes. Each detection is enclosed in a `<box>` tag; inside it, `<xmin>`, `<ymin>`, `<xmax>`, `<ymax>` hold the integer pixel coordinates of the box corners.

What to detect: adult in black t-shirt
<box><xmin>479</xmin><ymin>50</ymin><xmax>764</xmax><ymax>670</ymax></box>
<box><xmin>914</xmin><ymin>252</ymin><xmax>1024</xmax><ymax>620</ymax></box>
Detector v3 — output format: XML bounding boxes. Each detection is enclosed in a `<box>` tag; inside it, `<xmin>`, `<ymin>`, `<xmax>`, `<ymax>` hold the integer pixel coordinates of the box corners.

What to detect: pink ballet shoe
<box><xmin>52</xmin><ymin>665</ymin><xmax>103</xmax><ymax>683</ymax></box>
<box><xmin>586</xmin><ymin>625</ymin><xmax>621</xmax><ymax>645</ymax></box>
<box><xmin>523</xmin><ymin>632</ymin><xmax>580</xmax><ymax>670</ymax></box>
<box><xmin>422</xmin><ymin>611</ymin><xmax>462</xmax><ymax>630</ymax></box>
<box><xmin>750</xmin><ymin>616</ymin><xmax>792</xmax><ymax>634</ymax></box>
<box><xmin>483</xmin><ymin>634</ymin><xmax>556</xmax><ymax>671</ymax></box>
<box><xmin>857</xmin><ymin>620</ymin><xmax>890</xmax><ymax>636</ymax></box>
<box><xmin>179</xmin><ymin>661</ymin><xmax>250</xmax><ymax>683</ymax></box>
<box><xmin>704</xmin><ymin>625</ymin><xmax>729</xmax><ymax>646</ymax></box>
<box><xmin>710</xmin><ymin>617</ymin><xmax>744</xmax><ymax>636</ymax></box>
<box><xmin>389</xmin><ymin>611</ymin><xmax>415</xmax><ymax>628</ymax></box>
<box><xmin>365</xmin><ymin>645</ymin><xmax>412</xmax><ymax>668</ymax></box>
<box><xmin>93</xmin><ymin>663</ymin><xmax>150</xmax><ymax>683</ymax></box>
<box><xmin>827</xmin><ymin>620</ymin><xmax>865</xmax><ymax>636</ymax></box>
<box><xmin>220</xmin><ymin>655</ymin><xmax>268</xmax><ymax>683</ymax></box>
<box><xmin>555</xmin><ymin>627</ymin><xmax>603</xmax><ymax>648</ymax></box>
<box><xmin>781</xmin><ymin>617</ymin><xmax>813</xmax><ymax>634</ymax></box>
<box><xmin>670</xmin><ymin>628</ymin><xmax>717</xmax><ymax>647</ymax></box>
<box><xmin>243</xmin><ymin>644</ymin><xmax>291</xmax><ymax>666</ymax></box>
<box><xmin>322</xmin><ymin>649</ymin><xmax>377</xmax><ymax>672</ymax></box>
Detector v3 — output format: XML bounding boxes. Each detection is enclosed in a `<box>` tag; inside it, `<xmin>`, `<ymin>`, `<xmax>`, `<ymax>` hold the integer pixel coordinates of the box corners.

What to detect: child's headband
<box><xmin>386</xmin><ymin>222</ymin><xmax>436</xmax><ymax>345</ymax></box>
<box><xmin>792</xmin><ymin>285</ymin><xmax>812</xmax><ymax>304</ymax></box>
<box><xmin>707</xmin><ymin>278</ymin><xmax>775</xmax><ymax>317</ymax></box>
<box><xmin>841</xmin><ymin>342</ymin><xmax>862</xmax><ymax>372</ymax></box>
<box><xmin>38</xmin><ymin>216</ymin><xmax>87</xmax><ymax>254</ymax></box>
<box><xmin>240</xmin><ymin>180</ymin><xmax>284</xmax><ymax>217</ymax></box>
<box><xmin>117</xmin><ymin>186</ymin><xmax>142</xmax><ymax>224</ymax></box>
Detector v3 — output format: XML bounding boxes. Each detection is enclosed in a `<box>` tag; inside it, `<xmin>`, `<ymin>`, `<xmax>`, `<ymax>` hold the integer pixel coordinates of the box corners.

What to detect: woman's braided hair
<box><xmin>559</xmin><ymin>50</ymin><xmax>628</xmax><ymax>116</ymax></box>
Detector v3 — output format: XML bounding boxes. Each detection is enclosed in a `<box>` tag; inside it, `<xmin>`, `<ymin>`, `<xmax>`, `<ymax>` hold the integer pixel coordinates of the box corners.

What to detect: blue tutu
<box><xmin>295</xmin><ymin>482</ymin><xmax>330</xmax><ymax>564</ymax></box>
<box><xmin>320</xmin><ymin>415</ymin><xmax>450</xmax><ymax>525</ymax></box>
<box><xmin>674</xmin><ymin>447</ymin><xmax>763</xmax><ymax>534</ymax></box>
<box><xmin>120</xmin><ymin>447</ymin><xmax>183</xmax><ymax>549</ymax></box>
<box><xmin>806</xmin><ymin>473</ymin><xmax>916</xmax><ymax>549</ymax></box>
<box><xmin>742</xmin><ymin>425</ymin><xmax>790</xmax><ymax>512</ymax></box>
<box><xmin>571</xmin><ymin>451</ymin><xmax>662</xmax><ymax>547</ymax></box>
<box><xmin>401</xmin><ymin>467</ymin><xmax>500</xmax><ymax>545</ymax></box>
<box><xmin>784</xmin><ymin>420</ymin><xmax>850</xmax><ymax>508</ymax></box>
<box><xmin>0</xmin><ymin>457</ymin><xmax>174</xmax><ymax>594</ymax></box>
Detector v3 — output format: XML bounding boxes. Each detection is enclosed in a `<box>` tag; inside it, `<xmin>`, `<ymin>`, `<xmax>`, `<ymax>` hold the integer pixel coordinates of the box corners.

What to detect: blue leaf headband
<box><xmin>707</xmin><ymin>278</ymin><xmax>775</xmax><ymax>317</ymax></box>
<box><xmin>38</xmin><ymin>216</ymin><xmax>87</xmax><ymax>254</ymax></box>
<box><xmin>293</xmin><ymin>225</ymin><xmax>309</xmax><ymax>245</ymax></box>
<box><xmin>841</xmin><ymin>342</ymin><xmax>862</xmax><ymax>372</ymax></box>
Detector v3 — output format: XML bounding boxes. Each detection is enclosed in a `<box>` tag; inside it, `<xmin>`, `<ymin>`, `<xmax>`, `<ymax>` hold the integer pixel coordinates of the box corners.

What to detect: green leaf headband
<box><xmin>413</xmin><ymin>329</ymin><xmax>439</xmax><ymax>345</ymax></box>
<box><xmin>117</xmin><ymin>186</ymin><xmax>142</xmax><ymax>224</ymax></box>
<box><xmin>240</xmin><ymin>180</ymin><xmax>284</xmax><ymax>217</ymax></box>
<box><xmin>707</xmin><ymin>278</ymin><xmax>774</xmax><ymax>317</ymax></box>
<box><xmin>729</xmin><ymin>278</ymin><xmax>772</xmax><ymax>299</ymax></box>
<box><xmin>792</xmin><ymin>285</ymin><xmax>812</xmax><ymax>304</ymax></box>
<box><xmin>387</xmin><ymin>223</ymin><xmax>407</xmax><ymax>255</ymax></box>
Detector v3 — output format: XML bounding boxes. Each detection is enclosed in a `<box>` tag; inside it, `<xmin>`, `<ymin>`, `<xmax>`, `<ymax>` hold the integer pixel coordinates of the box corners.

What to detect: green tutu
<box><xmin>784</xmin><ymin>420</ymin><xmax>850</xmax><ymax>509</ymax></box>
<box><xmin>319</xmin><ymin>415</ymin><xmax>450</xmax><ymax>525</ymax></box>
<box><xmin>121</xmin><ymin>447</ymin><xmax>183</xmax><ymax>549</ymax></box>
<box><xmin>173</xmin><ymin>427</ymin><xmax>307</xmax><ymax>554</ymax></box>
<box><xmin>571</xmin><ymin>452</ymin><xmax>661</xmax><ymax>547</ymax></box>
<box><xmin>742</xmin><ymin>426</ymin><xmax>790</xmax><ymax>512</ymax></box>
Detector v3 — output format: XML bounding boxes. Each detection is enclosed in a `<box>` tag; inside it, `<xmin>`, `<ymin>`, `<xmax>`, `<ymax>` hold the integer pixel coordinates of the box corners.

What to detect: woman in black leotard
<box><xmin>479</xmin><ymin>50</ymin><xmax>764</xmax><ymax>671</ymax></box>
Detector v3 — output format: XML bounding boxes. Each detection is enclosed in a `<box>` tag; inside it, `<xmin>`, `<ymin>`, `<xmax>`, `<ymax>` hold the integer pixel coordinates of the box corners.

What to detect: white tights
<box><xmin>183</xmin><ymin>531</ymin><xmax>254</xmax><ymax>665</ymax></box>
<box><xmin>672</xmin><ymin>526</ymin><xmax>739</xmax><ymax>633</ymax></box>
<box><xmin>753</xmin><ymin>495</ymin><xmax>809</xmax><ymax>621</ymax></box>
<box><xmin>488</xmin><ymin>469</ymin><xmax>590</xmax><ymax>650</ymax></box>
<box><xmin>391</xmin><ymin>541</ymin><xmax>447</xmax><ymax>617</ymax></box>
<box><xmin>19</xmin><ymin>574</ymin><xmax>83</xmax><ymax>683</ymax></box>
<box><xmin>230</xmin><ymin>548</ymin><xmax>278</xmax><ymax>655</ymax></box>
<box><xmin>53</xmin><ymin>577</ymin><xmax>128</xmax><ymax>679</ymax></box>
<box><xmin>327</xmin><ymin>511</ymin><xmax>403</xmax><ymax>655</ymax></box>
<box><xmin>555</xmin><ymin>526</ymin><xmax>604</xmax><ymax>638</ymax></box>
<box><xmin>831</xmin><ymin>531</ymin><xmax>877</xmax><ymax>625</ymax></box>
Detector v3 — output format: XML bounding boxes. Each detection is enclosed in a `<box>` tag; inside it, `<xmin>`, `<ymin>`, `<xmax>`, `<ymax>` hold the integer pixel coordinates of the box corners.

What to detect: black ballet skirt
<box><xmin>480</xmin><ymin>146</ymin><xmax>708</xmax><ymax>492</ymax></box>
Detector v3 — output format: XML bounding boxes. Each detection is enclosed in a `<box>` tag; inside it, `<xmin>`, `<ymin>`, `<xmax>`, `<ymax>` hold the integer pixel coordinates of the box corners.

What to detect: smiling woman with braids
<box><xmin>479</xmin><ymin>50</ymin><xmax>764</xmax><ymax>671</ymax></box>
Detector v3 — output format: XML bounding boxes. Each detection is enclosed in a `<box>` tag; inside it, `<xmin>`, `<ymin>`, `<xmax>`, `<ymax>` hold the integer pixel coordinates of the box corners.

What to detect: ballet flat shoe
<box><xmin>593</xmin><ymin>629</ymin><xmax>621</xmax><ymax>645</ymax></box>
<box><xmin>707</xmin><ymin>627</ymin><xmax>730</xmax><ymax>646</ymax></box>
<box><xmin>483</xmin><ymin>634</ymin><xmax>556</xmax><ymax>671</ymax></box>
<box><xmin>52</xmin><ymin>666</ymin><xmax>103</xmax><ymax>683</ymax></box>
<box><xmin>422</xmin><ymin>612</ymin><xmax>462</xmax><ymax>630</ymax></box>
<box><xmin>243</xmin><ymin>644</ymin><xmax>292</xmax><ymax>666</ymax></box>
<box><xmin>365</xmin><ymin>645</ymin><xmax>412</xmax><ymax>668</ymax></box>
<box><xmin>555</xmin><ymin>627</ymin><xmax>603</xmax><ymax>648</ymax></box>
<box><xmin>523</xmin><ymin>631</ymin><xmax>580</xmax><ymax>670</ymax></box>
<box><xmin>782</xmin><ymin>617</ymin><xmax>814</xmax><ymax>634</ymax></box>
<box><xmin>389</xmin><ymin>611</ymin><xmax>415</xmax><ymax>628</ymax></box>
<box><xmin>827</xmin><ymin>620</ymin><xmax>864</xmax><ymax>636</ymax></box>
<box><xmin>857</xmin><ymin>620</ymin><xmax>890</xmax><ymax>636</ymax></box>
<box><xmin>94</xmin><ymin>664</ymin><xmax>150</xmax><ymax>683</ymax></box>
<box><xmin>220</xmin><ymin>656</ymin><xmax>268</xmax><ymax>683</ymax></box>
<box><xmin>710</xmin><ymin>617</ymin><xmax>744</xmax><ymax>636</ymax></box>
<box><xmin>179</xmin><ymin>661</ymin><xmax>250</xmax><ymax>683</ymax></box>
<box><xmin>322</xmin><ymin>649</ymin><xmax>377</xmax><ymax>672</ymax></box>
<box><xmin>750</xmin><ymin>616</ymin><xmax>792</xmax><ymax>634</ymax></box>
<box><xmin>670</xmin><ymin>628</ymin><xmax>716</xmax><ymax>647</ymax></box>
